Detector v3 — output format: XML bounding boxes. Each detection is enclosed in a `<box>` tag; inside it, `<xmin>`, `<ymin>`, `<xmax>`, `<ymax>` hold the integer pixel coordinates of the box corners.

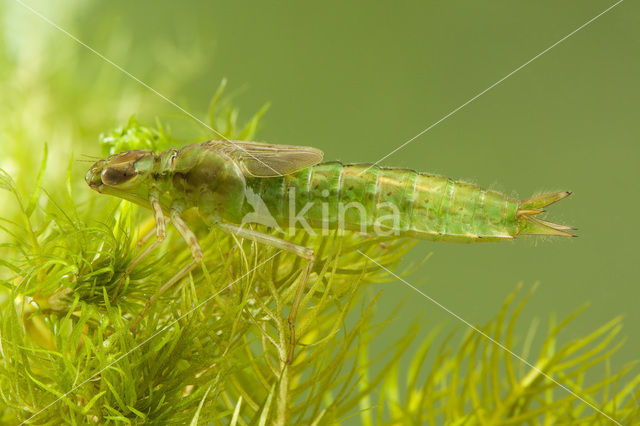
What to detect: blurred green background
<box><xmin>2</xmin><ymin>0</ymin><xmax>638</xmax><ymax>405</ymax></box>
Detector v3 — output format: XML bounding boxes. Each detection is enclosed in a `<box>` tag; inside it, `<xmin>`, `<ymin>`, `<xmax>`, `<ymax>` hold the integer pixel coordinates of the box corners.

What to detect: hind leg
<box><xmin>216</xmin><ymin>223</ymin><xmax>314</xmax><ymax>364</ymax></box>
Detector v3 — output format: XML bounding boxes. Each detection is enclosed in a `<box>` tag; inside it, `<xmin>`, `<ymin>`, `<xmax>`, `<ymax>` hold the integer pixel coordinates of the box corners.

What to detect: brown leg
<box><xmin>216</xmin><ymin>223</ymin><xmax>314</xmax><ymax>364</ymax></box>
<box><xmin>131</xmin><ymin>208</ymin><xmax>203</xmax><ymax>332</ymax></box>
<box><xmin>131</xmin><ymin>259</ymin><xmax>199</xmax><ymax>332</ymax></box>
<box><xmin>137</xmin><ymin>225</ymin><xmax>157</xmax><ymax>248</ymax></box>
<box><xmin>112</xmin><ymin>197</ymin><xmax>166</xmax><ymax>301</ymax></box>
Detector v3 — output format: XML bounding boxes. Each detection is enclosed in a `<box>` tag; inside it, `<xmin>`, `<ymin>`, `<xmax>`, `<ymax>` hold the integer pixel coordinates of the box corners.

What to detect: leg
<box><xmin>137</xmin><ymin>225</ymin><xmax>157</xmax><ymax>248</ymax></box>
<box><xmin>216</xmin><ymin>223</ymin><xmax>314</xmax><ymax>364</ymax></box>
<box><xmin>112</xmin><ymin>197</ymin><xmax>167</xmax><ymax>301</ymax></box>
<box><xmin>131</xmin><ymin>208</ymin><xmax>203</xmax><ymax>332</ymax></box>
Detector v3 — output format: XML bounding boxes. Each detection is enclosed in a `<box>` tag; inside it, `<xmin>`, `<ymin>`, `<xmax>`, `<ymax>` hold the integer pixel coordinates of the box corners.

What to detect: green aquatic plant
<box><xmin>0</xmin><ymin>159</ymin><xmax>414</xmax><ymax>424</ymax></box>
<box><xmin>0</xmin><ymin>111</ymin><xmax>639</xmax><ymax>425</ymax></box>
<box><xmin>1</xmin><ymin>1</ymin><xmax>638</xmax><ymax>423</ymax></box>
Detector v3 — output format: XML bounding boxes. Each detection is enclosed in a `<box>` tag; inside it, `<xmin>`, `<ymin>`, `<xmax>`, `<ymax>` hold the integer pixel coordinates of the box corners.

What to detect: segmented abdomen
<box><xmin>245</xmin><ymin>162</ymin><xmax>519</xmax><ymax>242</ymax></box>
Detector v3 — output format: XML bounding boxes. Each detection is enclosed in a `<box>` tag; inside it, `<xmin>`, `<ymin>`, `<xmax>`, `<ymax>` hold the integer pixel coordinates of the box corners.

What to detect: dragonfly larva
<box><xmin>86</xmin><ymin>140</ymin><xmax>574</xmax><ymax>362</ymax></box>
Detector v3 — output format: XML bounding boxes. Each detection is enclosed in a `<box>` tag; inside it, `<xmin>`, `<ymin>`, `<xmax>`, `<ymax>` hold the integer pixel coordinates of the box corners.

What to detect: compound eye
<box><xmin>101</xmin><ymin>163</ymin><xmax>136</xmax><ymax>186</ymax></box>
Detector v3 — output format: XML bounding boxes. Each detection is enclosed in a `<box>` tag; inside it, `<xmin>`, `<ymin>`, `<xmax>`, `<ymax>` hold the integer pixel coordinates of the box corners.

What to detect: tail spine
<box><xmin>517</xmin><ymin>191</ymin><xmax>575</xmax><ymax>237</ymax></box>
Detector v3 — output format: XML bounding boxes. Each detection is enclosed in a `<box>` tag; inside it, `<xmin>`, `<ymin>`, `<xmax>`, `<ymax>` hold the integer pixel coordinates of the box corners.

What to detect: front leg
<box><xmin>131</xmin><ymin>207</ymin><xmax>203</xmax><ymax>332</ymax></box>
<box><xmin>112</xmin><ymin>194</ymin><xmax>166</xmax><ymax>301</ymax></box>
<box><xmin>216</xmin><ymin>222</ymin><xmax>314</xmax><ymax>364</ymax></box>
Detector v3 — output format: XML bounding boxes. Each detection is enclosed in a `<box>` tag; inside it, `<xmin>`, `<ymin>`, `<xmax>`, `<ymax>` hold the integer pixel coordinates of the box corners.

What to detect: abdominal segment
<box><xmin>243</xmin><ymin>163</ymin><xmax>520</xmax><ymax>242</ymax></box>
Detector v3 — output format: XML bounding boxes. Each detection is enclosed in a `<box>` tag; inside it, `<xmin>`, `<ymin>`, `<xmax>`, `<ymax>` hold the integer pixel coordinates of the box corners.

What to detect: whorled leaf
<box><xmin>0</xmin><ymin>113</ymin><xmax>638</xmax><ymax>426</ymax></box>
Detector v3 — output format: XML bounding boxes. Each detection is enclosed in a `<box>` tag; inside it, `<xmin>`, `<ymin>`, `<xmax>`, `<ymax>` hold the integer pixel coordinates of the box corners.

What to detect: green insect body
<box><xmin>86</xmin><ymin>140</ymin><xmax>573</xmax><ymax>362</ymax></box>
<box><xmin>245</xmin><ymin>162</ymin><xmax>572</xmax><ymax>241</ymax></box>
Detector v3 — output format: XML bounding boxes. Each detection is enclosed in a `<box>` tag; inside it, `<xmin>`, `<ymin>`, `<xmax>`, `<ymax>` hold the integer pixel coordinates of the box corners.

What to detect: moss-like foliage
<box><xmin>0</xmin><ymin>98</ymin><xmax>639</xmax><ymax>425</ymax></box>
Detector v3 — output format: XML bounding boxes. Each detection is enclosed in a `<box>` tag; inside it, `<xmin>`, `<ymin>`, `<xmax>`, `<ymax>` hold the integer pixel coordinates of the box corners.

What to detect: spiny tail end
<box><xmin>517</xmin><ymin>191</ymin><xmax>576</xmax><ymax>237</ymax></box>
